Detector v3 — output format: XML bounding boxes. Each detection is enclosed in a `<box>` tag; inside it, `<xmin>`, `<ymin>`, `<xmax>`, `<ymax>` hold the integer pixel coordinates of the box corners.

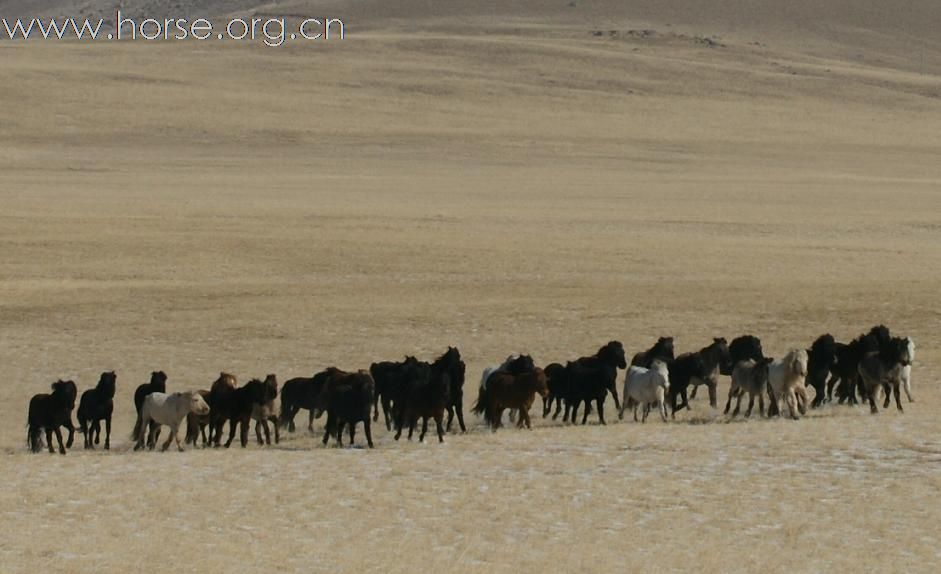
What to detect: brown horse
<box><xmin>473</xmin><ymin>363</ymin><xmax>548</xmax><ymax>431</ymax></box>
<box><xmin>207</xmin><ymin>373</ymin><xmax>237</xmax><ymax>446</ymax></box>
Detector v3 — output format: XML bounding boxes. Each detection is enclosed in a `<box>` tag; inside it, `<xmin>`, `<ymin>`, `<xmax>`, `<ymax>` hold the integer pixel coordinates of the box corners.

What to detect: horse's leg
<box><xmin>271</xmin><ymin>416</ymin><xmax>280</xmax><ymax>444</ymax></box>
<box><xmin>364</xmin><ymin>416</ymin><xmax>374</xmax><ymax>448</ymax></box>
<box><xmin>53</xmin><ymin>426</ymin><xmax>66</xmax><ymax>455</ymax></box>
<box><xmin>224</xmin><ymin>417</ymin><xmax>237</xmax><ymax>448</ymax></box>
<box><xmin>336</xmin><ymin>420</ymin><xmax>344</xmax><ymax>447</ymax></box>
<box><xmin>446</xmin><ymin>405</ymin><xmax>455</xmax><ymax>432</ymax></box>
<box><xmin>147</xmin><ymin>423</ymin><xmax>158</xmax><ymax>450</ymax></box>
<box><xmin>322</xmin><ymin>412</ymin><xmax>332</xmax><ymax>445</ymax></box>
<box><xmin>93</xmin><ymin>420</ymin><xmax>101</xmax><ymax>445</ymax></box>
<box><xmin>597</xmin><ymin>399</ymin><xmax>606</xmax><ymax>425</ymax></box>
<box><xmin>408</xmin><ymin>416</ymin><xmax>417</xmax><ymax>441</ymax></box>
<box><xmin>903</xmin><ymin>371</ymin><xmax>914</xmax><ymax>403</ymax></box>
<box><xmin>894</xmin><ymin>383</ymin><xmax>904</xmax><ymax>413</ymax></box>
<box><xmin>758</xmin><ymin>392</ymin><xmax>765</xmax><ymax>417</ymax></box>
<box><xmin>867</xmin><ymin>384</ymin><xmax>879</xmax><ymax>414</ymax></box>
<box><xmin>45</xmin><ymin>428</ymin><xmax>55</xmax><ymax>454</ymax></box>
<box><xmin>419</xmin><ymin>417</ymin><xmax>429</xmax><ymax>443</ymax></box>
<box><xmin>641</xmin><ymin>403</ymin><xmax>648</xmax><ymax>423</ymax></box>
<box><xmin>373</xmin><ymin>397</ymin><xmax>379</xmax><ymax>422</ymax></box>
<box><xmin>456</xmin><ymin>398</ymin><xmax>467</xmax><ymax>433</ymax></box>
<box><xmin>308</xmin><ymin>409</ymin><xmax>315</xmax><ymax>433</ymax></box>
<box><xmin>161</xmin><ymin>423</ymin><xmax>176</xmax><ymax>452</ymax></box>
<box><xmin>434</xmin><ymin>412</ymin><xmax>445</xmax><ymax>442</ymax></box>
<box><xmin>240</xmin><ymin>416</ymin><xmax>250</xmax><ymax>448</ymax></box>
<box><xmin>104</xmin><ymin>416</ymin><xmax>111</xmax><ymax>450</ymax></box>
<box><xmin>786</xmin><ymin>390</ymin><xmax>799</xmax><ymax>420</ymax></box>
<box><xmin>64</xmin><ymin>418</ymin><xmax>75</xmax><ymax>449</ymax></box>
<box><xmin>255</xmin><ymin>420</ymin><xmax>264</xmax><ymax>445</ymax></box>
<box><xmin>348</xmin><ymin>420</ymin><xmax>356</xmax><ymax>446</ymax></box>
<box><xmin>382</xmin><ymin>398</ymin><xmax>393</xmax><ymax>431</ymax></box>
<box><xmin>707</xmin><ymin>382</ymin><xmax>718</xmax><ymax>409</ymax></box>
<box><xmin>736</xmin><ymin>393</ymin><xmax>746</xmax><ymax>418</ymax></box>
<box><xmin>883</xmin><ymin>383</ymin><xmax>892</xmax><ymax>409</ymax></box>
<box><xmin>724</xmin><ymin>387</ymin><xmax>735</xmax><ymax>415</ymax></box>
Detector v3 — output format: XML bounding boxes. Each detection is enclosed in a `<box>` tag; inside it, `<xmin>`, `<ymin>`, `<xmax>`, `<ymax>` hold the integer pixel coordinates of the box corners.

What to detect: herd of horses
<box><xmin>24</xmin><ymin>325</ymin><xmax>916</xmax><ymax>453</ymax></box>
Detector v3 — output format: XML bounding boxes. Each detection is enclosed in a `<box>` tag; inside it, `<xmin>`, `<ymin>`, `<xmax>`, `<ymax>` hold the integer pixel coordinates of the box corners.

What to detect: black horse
<box><xmin>279</xmin><ymin>371</ymin><xmax>333</xmax><ymax>432</ymax></box>
<box><xmin>631</xmin><ymin>337</ymin><xmax>675</xmax><ymax>368</ymax></box>
<box><xmin>806</xmin><ymin>334</ymin><xmax>838</xmax><ymax>408</ymax></box>
<box><xmin>668</xmin><ymin>338</ymin><xmax>732</xmax><ymax>416</ymax></box>
<box><xmin>729</xmin><ymin>335</ymin><xmax>765</xmax><ymax>368</ymax></box>
<box><xmin>440</xmin><ymin>347</ymin><xmax>467</xmax><ymax>433</ymax></box>
<box><xmin>829</xmin><ymin>325</ymin><xmax>891</xmax><ymax>405</ymax></box>
<box><xmin>562</xmin><ymin>341</ymin><xmax>626</xmax><ymax>425</ymax></box>
<box><xmin>317</xmin><ymin>368</ymin><xmax>376</xmax><ymax>448</ymax></box>
<box><xmin>132</xmin><ymin>371</ymin><xmax>168</xmax><ymax>445</ymax></box>
<box><xmin>221</xmin><ymin>378</ymin><xmax>271</xmax><ymax>448</ymax></box>
<box><xmin>394</xmin><ymin>352</ymin><xmax>452</xmax><ymax>443</ymax></box>
<box><xmin>370</xmin><ymin>356</ymin><xmax>423</xmax><ymax>432</ymax></box>
<box><xmin>27</xmin><ymin>380</ymin><xmax>78</xmax><ymax>454</ymax></box>
<box><xmin>542</xmin><ymin>362</ymin><xmax>569</xmax><ymax>419</ymax></box>
<box><xmin>77</xmin><ymin>371</ymin><xmax>117</xmax><ymax>449</ymax></box>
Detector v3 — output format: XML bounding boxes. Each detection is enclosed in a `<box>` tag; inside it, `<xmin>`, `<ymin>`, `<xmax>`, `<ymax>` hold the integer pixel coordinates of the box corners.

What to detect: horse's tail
<box><xmin>471</xmin><ymin>382</ymin><xmax>490</xmax><ymax>423</ymax></box>
<box><xmin>131</xmin><ymin>409</ymin><xmax>143</xmax><ymax>442</ymax></box>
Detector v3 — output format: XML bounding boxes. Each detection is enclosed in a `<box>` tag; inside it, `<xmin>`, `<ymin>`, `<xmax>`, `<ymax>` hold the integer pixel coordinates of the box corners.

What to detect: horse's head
<box><xmin>213</xmin><ymin>372</ymin><xmax>237</xmax><ymax>390</ymax></box>
<box><xmin>869</xmin><ymin>324</ymin><xmax>892</xmax><ymax>346</ymax></box>
<box><xmin>531</xmin><ymin>368</ymin><xmax>549</xmax><ymax>398</ymax></box>
<box><xmin>895</xmin><ymin>337</ymin><xmax>915</xmax><ymax>367</ymax></box>
<box><xmin>188</xmin><ymin>392</ymin><xmax>210</xmax><ymax>415</ymax></box>
<box><xmin>508</xmin><ymin>354</ymin><xmax>535</xmax><ymax>374</ymax></box>
<box><xmin>99</xmin><ymin>371</ymin><xmax>117</xmax><ymax>397</ymax></box>
<box><xmin>52</xmin><ymin>379</ymin><xmax>78</xmax><ymax>407</ymax></box>
<box><xmin>788</xmin><ymin>349</ymin><xmax>808</xmax><ymax>378</ymax></box>
<box><xmin>656</xmin><ymin>337</ymin><xmax>675</xmax><ymax>361</ymax></box>
<box><xmin>150</xmin><ymin>371</ymin><xmax>168</xmax><ymax>392</ymax></box>
<box><xmin>600</xmin><ymin>341</ymin><xmax>627</xmax><ymax>369</ymax></box>
<box><xmin>709</xmin><ymin>337</ymin><xmax>733</xmax><ymax>376</ymax></box>
<box><xmin>264</xmin><ymin>374</ymin><xmax>279</xmax><ymax>400</ymax></box>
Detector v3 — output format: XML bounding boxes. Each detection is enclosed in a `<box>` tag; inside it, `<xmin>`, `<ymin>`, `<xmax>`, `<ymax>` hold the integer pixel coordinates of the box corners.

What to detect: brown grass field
<box><xmin>1</xmin><ymin>1</ymin><xmax>941</xmax><ymax>572</ymax></box>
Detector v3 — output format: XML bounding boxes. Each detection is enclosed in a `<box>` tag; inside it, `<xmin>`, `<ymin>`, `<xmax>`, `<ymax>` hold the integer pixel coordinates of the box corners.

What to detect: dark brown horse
<box><xmin>279</xmin><ymin>371</ymin><xmax>333</xmax><ymax>432</ymax></box>
<box><xmin>473</xmin><ymin>363</ymin><xmax>548</xmax><ymax>431</ymax></box>
<box><xmin>316</xmin><ymin>368</ymin><xmax>375</xmax><ymax>448</ymax></box>
<box><xmin>394</xmin><ymin>349</ymin><xmax>463</xmax><ymax>443</ymax></box>
<box><xmin>77</xmin><ymin>371</ymin><xmax>116</xmax><ymax>449</ymax></box>
<box><xmin>27</xmin><ymin>380</ymin><xmax>78</xmax><ymax>454</ymax></box>
<box><xmin>212</xmin><ymin>375</ymin><xmax>270</xmax><ymax>448</ymax></box>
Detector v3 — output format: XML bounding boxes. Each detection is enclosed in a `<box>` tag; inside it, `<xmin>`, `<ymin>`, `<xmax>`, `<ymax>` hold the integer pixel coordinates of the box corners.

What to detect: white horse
<box><xmin>619</xmin><ymin>360</ymin><xmax>670</xmax><ymax>422</ymax></box>
<box><xmin>767</xmin><ymin>349</ymin><xmax>809</xmax><ymax>420</ymax></box>
<box><xmin>135</xmin><ymin>391</ymin><xmax>210</xmax><ymax>452</ymax></box>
